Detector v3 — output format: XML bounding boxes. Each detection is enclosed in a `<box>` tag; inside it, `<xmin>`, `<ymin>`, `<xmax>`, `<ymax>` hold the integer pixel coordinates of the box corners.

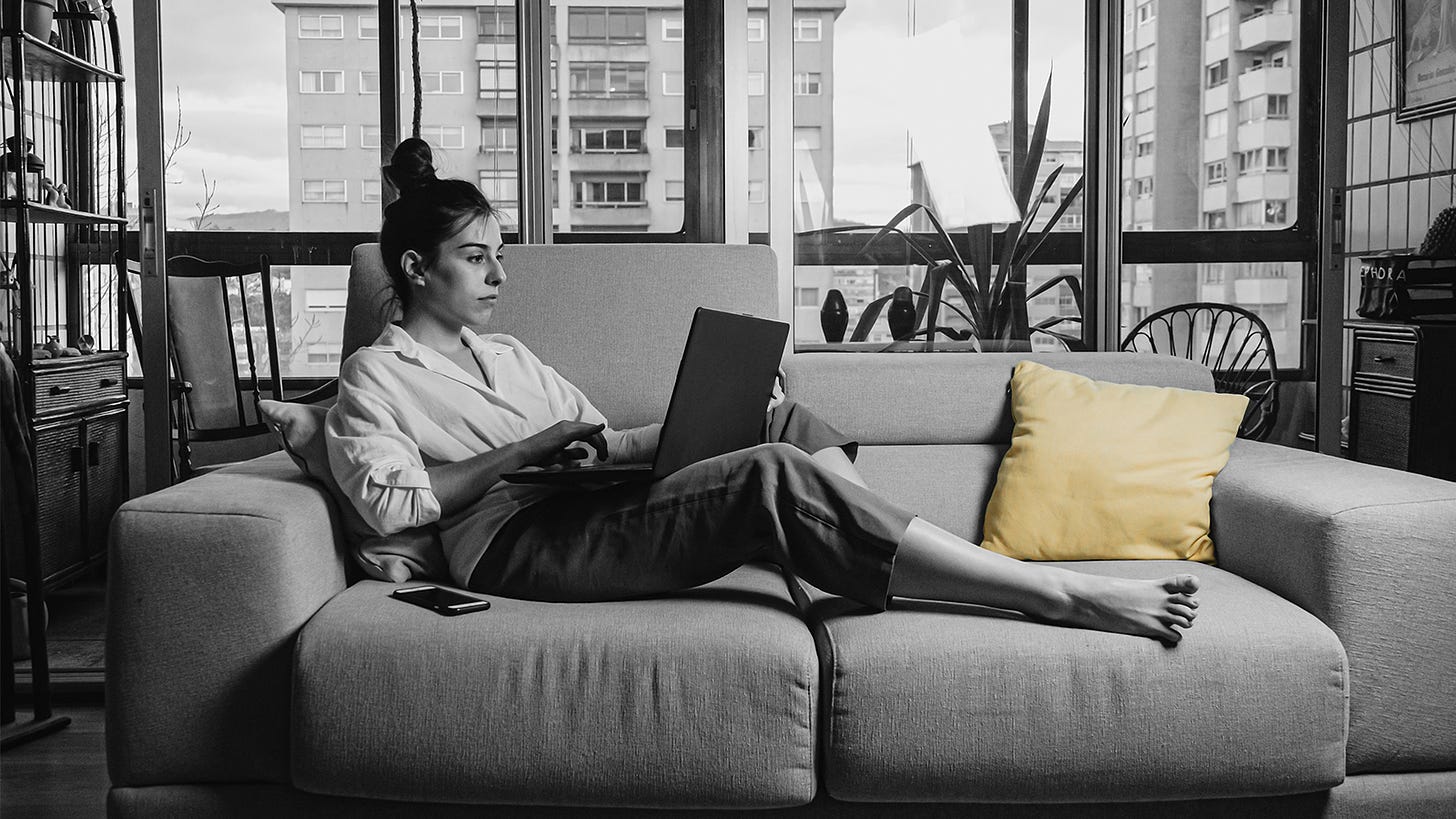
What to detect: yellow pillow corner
<box><xmin>981</xmin><ymin>361</ymin><xmax>1247</xmax><ymax>564</ymax></box>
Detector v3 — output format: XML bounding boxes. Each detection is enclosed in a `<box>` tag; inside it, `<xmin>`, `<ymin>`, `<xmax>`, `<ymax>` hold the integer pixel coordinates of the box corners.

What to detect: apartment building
<box><xmin>1123</xmin><ymin>0</ymin><xmax>1300</xmax><ymax>362</ymax></box>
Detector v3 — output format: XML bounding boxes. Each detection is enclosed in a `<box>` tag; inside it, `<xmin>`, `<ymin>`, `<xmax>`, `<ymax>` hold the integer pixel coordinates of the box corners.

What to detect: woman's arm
<box><xmin>425</xmin><ymin>420</ymin><xmax>606</xmax><ymax>518</ymax></box>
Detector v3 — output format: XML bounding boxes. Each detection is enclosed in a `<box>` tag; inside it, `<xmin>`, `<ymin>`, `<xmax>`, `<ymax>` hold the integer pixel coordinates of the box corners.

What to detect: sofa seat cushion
<box><xmin>814</xmin><ymin>560</ymin><xmax>1348</xmax><ymax>803</ymax></box>
<box><xmin>291</xmin><ymin>564</ymin><xmax>819</xmax><ymax>808</ymax></box>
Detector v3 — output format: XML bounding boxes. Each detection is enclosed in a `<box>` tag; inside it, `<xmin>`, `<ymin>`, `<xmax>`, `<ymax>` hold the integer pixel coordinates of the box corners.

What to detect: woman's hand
<box><xmin>530</xmin><ymin>420</ymin><xmax>609</xmax><ymax>468</ymax></box>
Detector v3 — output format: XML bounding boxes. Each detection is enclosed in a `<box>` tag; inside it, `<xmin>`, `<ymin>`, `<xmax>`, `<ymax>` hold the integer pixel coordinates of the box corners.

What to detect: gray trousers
<box><xmin>469</xmin><ymin>401</ymin><xmax>913</xmax><ymax>609</ymax></box>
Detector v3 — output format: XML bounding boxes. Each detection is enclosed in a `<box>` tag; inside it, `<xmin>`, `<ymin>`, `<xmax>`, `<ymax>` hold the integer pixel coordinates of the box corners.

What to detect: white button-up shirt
<box><xmin>326</xmin><ymin>323</ymin><xmax>660</xmax><ymax>586</ymax></box>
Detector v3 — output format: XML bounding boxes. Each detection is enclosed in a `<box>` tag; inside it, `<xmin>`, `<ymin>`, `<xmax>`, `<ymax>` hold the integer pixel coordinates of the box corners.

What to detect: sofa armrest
<box><xmin>106</xmin><ymin>452</ymin><xmax>349</xmax><ymax>787</ymax></box>
<box><xmin>1211</xmin><ymin>439</ymin><xmax>1456</xmax><ymax>774</ymax></box>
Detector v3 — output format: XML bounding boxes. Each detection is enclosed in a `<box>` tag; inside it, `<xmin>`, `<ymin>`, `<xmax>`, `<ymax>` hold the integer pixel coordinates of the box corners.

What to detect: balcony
<box><xmin>1204</xmin><ymin>84</ymin><xmax>1229</xmax><ymax>114</ymax></box>
<box><xmin>1236</xmin><ymin>65</ymin><xmax>1293</xmax><ymax>100</ymax></box>
<box><xmin>569</xmin><ymin>202</ymin><xmax>652</xmax><ymax>228</ymax></box>
<box><xmin>567</xmin><ymin>97</ymin><xmax>651</xmax><ymax>119</ymax></box>
<box><xmin>1238</xmin><ymin>11</ymin><xmax>1293</xmax><ymax>52</ymax></box>
<box><xmin>1236</xmin><ymin>117</ymin><xmax>1292</xmax><ymax>147</ymax></box>
<box><xmin>1234</xmin><ymin>171</ymin><xmax>1291</xmax><ymax>203</ymax></box>
<box><xmin>1234</xmin><ymin>276</ymin><xmax>1288</xmax><ymax>305</ymax></box>
<box><xmin>563</xmin><ymin>150</ymin><xmax>653</xmax><ymax>173</ymax></box>
<box><xmin>1203</xmin><ymin>183</ymin><xmax>1228</xmax><ymax>211</ymax></box>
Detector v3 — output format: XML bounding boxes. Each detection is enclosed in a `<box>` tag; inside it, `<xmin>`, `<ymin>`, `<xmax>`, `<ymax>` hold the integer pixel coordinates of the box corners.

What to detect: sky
<box><xmin>109</xmin><ymin>0</ymin><xmax>1088</xmax><ymax>224</ymax></box>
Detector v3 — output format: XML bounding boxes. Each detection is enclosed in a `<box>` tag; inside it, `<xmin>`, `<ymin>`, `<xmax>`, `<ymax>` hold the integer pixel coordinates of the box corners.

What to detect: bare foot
<box><xmin>1043</xmin><ymin>572</ymin><xmax>1201</xmax><ymax>643</ymax></box>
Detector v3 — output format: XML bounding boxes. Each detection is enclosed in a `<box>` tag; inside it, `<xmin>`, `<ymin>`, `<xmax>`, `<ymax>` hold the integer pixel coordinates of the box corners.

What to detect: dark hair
<box><xmin>378</xmin><ymin>138</ymin><xmax>496</xmax><ymax>313</ymax></box>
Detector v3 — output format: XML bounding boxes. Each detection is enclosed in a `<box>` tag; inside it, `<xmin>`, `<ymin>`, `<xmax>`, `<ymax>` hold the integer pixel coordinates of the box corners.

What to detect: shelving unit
<box><xmin>2</xmin><ymin>2</ymin><xmax>126</xmax><ymax>749</ymax></box>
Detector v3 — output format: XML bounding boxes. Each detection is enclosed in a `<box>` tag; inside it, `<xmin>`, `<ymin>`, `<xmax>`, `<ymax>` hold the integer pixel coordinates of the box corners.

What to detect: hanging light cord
<box><xmin>409</xmin><ymin>0</ymin><xmax>421</xmax><ymax>139</ymax></box>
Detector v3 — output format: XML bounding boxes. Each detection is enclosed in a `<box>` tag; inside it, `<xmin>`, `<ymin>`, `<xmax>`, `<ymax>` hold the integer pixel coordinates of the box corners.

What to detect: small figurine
<box><xmin>76</xmin><ymin>333</ymin><xmax>95</xmax><ymax>354</ymax></box>
<box><xmin>42</xmin><ymin>335</ymin><xmax>62</xmax><ymax>358</ymax></box>
<box><xmin>51</xmin><ymin>181</ymin><xmax>70</xmax><ymax>209</ymax></box>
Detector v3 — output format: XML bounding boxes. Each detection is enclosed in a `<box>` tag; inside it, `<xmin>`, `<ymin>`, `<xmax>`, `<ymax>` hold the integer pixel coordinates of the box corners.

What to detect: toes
<box><xmin>1162</xmin><ymin>574</ymin><xmax>1200</xmax><ymax>594</ymax></box>
<box><xmin>1156</xmin><ymin>623</ymin><xmax>1182</xmax><ymax>644</ymax></box>
<box><xmin>1172</xmin><ymin>593</ymin><xmax>1199</xmax><ymax>609</ymax></box>
<box><xmin>1168</xmin><ymin>602</ymin><xmax>1196</xmax><ymax>621</ymax></box>
<box><xmin>1162</xmin><ymin>612</ymin><xmax>1193</xmax><ymax>629</ymax></box>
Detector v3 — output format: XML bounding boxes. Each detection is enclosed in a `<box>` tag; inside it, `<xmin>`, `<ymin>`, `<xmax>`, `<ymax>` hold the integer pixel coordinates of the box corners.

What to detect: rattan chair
<box><xmin>1119</xmin><ymin>302</ymin><xmax>1280</xmax><ymax>441</ymax></box>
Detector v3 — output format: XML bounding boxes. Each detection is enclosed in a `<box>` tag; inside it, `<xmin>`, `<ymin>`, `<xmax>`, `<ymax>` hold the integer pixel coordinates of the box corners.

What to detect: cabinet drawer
<box><xmin>1353</xmin><ymin>337</ymin><xmax>1417</xmax><ymax>382</ymax></box>
<box><xmin>33</xmin><ymin>359</ymin><xmax>127</xmax><ymax>417</ymax></box>
<box><xmin>1351</xmin><ymin>389</ymin><xmax>1413</xmax><ymax>470</ymax></box>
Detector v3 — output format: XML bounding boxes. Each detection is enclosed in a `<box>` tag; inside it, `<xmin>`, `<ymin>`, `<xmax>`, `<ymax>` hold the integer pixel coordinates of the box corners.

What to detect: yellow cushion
<box><xmin>980</xmin><ymin>360</ymin><xmax>1248</xmax><ymax>563</ymax></box>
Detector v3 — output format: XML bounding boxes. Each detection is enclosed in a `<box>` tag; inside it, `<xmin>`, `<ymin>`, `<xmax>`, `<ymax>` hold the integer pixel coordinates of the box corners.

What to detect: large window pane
<box><xmin>784</xmin><ymin>2</ymin><xmax>1087</xmax><ymax>347</ymax></box>
<box><xmin>1121</xmin><ymin>262</ymin><xmax>1300</xmax><ymax>369</ymax></box>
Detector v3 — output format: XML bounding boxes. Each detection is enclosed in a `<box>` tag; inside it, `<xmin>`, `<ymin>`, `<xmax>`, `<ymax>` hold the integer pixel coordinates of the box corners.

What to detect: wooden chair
<box><xmin>1119</xmin><ymin>302</ymin><xmax>1280</xmax><ymax>441</ymax></box>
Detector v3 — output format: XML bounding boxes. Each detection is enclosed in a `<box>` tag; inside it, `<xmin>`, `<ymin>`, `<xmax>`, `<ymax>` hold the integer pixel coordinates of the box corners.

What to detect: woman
<box><xmin>327</xmin><ymin>139</ymin><xmax>1200</xmax><ymax>643</ymax></box>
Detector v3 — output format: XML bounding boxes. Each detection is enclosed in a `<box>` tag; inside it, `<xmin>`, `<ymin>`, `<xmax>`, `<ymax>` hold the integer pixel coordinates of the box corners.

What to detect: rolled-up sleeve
<box><xmin>326</xmin><ymin>364</ymin><xmax>443</xmax><ymax>536</ymax></box>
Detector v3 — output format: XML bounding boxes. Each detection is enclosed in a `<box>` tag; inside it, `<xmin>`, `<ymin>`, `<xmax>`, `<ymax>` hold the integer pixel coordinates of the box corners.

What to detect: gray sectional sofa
<box><xmin>106</xmin><ymin>245</ymin><xmax>1456</xmax><ymax>817</ymax></box>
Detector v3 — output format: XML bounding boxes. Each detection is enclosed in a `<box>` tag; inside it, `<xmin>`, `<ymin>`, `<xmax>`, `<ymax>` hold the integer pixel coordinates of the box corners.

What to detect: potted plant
<box><xmin>830</xmin><ymin>76</ymin><xmax>1086</xmax><ymax>352</ymax></box>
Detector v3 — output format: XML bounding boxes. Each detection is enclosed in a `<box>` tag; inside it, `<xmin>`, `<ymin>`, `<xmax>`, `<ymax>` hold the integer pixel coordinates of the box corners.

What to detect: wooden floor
<box><xmin>0</xmin><ymin>704</ymin><xmax>108</xmax><ymax>818</ymax></box>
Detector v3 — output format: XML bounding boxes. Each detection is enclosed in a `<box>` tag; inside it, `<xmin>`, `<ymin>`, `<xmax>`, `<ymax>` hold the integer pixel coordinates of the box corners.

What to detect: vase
<box><xmin>22</xmin><ymin>0</ymin><xmax>57</xmax><ymax>40</ymax></box>
<box><xmin>887</xmin><ymin>286</ymin><xmax>916</xmax><ymax>340</ymax></box>
<box><xmin>819</xmin><ymin>288</ymin><xmax>848</xmax><ymax>343</ymax></box>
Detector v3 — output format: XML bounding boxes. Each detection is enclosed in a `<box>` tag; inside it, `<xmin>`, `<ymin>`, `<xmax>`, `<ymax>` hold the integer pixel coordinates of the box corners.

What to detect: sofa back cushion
<box><xmin>782</xmin><ymin>351</ymin><xmax>1214</xmax><ymax>446</ymax></box>
<box><xmin>342</xmin><ymin>242</ymin><xmax>779</xmax><ymax>429</ymax></box>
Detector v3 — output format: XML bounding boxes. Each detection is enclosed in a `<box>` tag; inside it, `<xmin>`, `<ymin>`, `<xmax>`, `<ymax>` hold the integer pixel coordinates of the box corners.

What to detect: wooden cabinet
<box><xmin>1347</xmin><ymin>321</ymin><xmax>1456</xmax><ymax>480</ymax></box>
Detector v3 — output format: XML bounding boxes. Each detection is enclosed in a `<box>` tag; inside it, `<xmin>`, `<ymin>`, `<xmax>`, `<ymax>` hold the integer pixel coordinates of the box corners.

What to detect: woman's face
<box><xmin>403</xmin><ymin>214</ymin><xmax>506</xmax><ymax>333</ymax></box>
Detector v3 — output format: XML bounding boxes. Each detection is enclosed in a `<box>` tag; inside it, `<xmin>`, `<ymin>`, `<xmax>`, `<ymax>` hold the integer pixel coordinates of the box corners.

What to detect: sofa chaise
<box><xmin>106</xmin><ymin>244</ymin><xmax>1456</xmax><ymax>817</ymax></box>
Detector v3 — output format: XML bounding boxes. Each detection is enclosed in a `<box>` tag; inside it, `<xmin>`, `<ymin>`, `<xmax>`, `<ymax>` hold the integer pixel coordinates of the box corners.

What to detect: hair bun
<box><xmin>384</xmin><ymin>137</ymin><xmax>438</xmax><ymax>195</ymax></box>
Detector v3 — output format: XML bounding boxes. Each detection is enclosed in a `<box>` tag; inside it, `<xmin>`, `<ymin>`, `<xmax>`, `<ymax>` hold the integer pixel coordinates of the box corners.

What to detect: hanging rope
<box><xmin>409</xmin><ymin>0</ymin><xmax>421</xmax><ymax>139</ymax></box>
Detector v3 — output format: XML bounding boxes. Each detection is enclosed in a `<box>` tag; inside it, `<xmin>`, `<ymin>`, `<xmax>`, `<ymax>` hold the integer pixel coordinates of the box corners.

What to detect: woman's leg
<box><xmin>762</xmin><ymin>399</ymin><xmax>868</xmax><ymax>488</ymax></box>
<box><xmin>890</xmin><ymin>518</ymin><xmax>1199</xmax><ymax>643</ymax></box>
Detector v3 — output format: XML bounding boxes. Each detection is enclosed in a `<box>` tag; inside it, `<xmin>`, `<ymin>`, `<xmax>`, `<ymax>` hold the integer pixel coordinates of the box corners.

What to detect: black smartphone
<box><xmin>390</xmin><ymin>585</ymin><xmax>492</xmax><ymax>616</ymax></box>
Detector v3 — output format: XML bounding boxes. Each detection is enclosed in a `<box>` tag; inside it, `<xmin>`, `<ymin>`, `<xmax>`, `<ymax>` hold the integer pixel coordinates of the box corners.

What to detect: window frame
<box><xmin>299</xmin><ymin>14</ymin><xmax>344</xmax><ymax>39</ymax></box>
<box><xmin>415</xmin><ymin>14</ymin><xmax>463</xmax><ymax>40</ymax></box>
<box><xmin>301</xmin><ymin>179</ymin><xmax>348</xmax><ymax>203</ymax></box>
<box><xmin>358</xmin><ymin>15</ymin><xmax>378</xmax><ymax>39</ymax></box>
<box><xmin>299</xmin><ymin>70</ymin><xmax>345</xmax><ymax>94</ymax></box>
<box><xmin>793</xmin><ymin>17</ymin><xmax>822</xmax><ymax>42</ymax></box>
<box><xmin>662</xmin><ymin>16</ymin><xmax>683</xmax><ymax>42</ymax></box>
<box><xmin>300</xmin><ymin>124</ymin><xmax>347</xmax><ymax>149</ymax></box>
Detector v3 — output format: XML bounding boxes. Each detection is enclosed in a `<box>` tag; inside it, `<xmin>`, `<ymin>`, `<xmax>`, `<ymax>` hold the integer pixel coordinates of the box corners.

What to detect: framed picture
<box><xmin>1396</xmin><ymin>0</ymin><xmax>1456</xmax><ymax>121</ymax></box>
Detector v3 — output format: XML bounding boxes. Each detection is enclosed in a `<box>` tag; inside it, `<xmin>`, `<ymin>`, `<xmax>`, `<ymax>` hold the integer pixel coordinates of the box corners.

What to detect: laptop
<box><xmin>501</xmin><ymin>307</ymin><xmax>790</xmax><ymax>484</ymax></box>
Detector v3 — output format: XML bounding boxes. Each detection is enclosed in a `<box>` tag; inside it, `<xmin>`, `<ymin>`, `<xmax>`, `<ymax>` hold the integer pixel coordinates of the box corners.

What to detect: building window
<box><xmin>795</xmin><ymin>287</ymin><xmax>821</xmax><ymax>307</ymax></box>
<box><xmin>794</xmin><ymin>72</ymin><xmax>822</xmax><ymax>96</ymax></box>
<box><xmin>747</xmin><ymin>72</ymin><xmax>765</xmax><ymax>96</ymax></box>
<box><xmin>417</xmin><ymin>15</ymin><xmax>463</xmax><ymax>39</ymax></box>
<box><xmin>574</xmin><ymin>127</ymin><xmax>644</xmax><ymax>153</ymax></box>
<box><xmin>1205</xmin><ymin>160</ymin><xmax>1226</xmax><ymax>183</ymax></box>
<box><xmin>1206</xmin><ymin>8</ymin><xmax>1228</xmax><ymax>39</ymax></box>
<box><xmin>479</xmin><ymin>62</ymin><xmax>517</xmax><ymax>98</ymax></box>
<box><xmin>299</xmin><ymin>14</ymin><xmax>343</xmax><ymax>39</ymax></box>
<box><xmin>419</xmin><ymin>71</ymin><xmax>465</xmax><ymax>94</ymax></box>
<box><xmin>306</xmin><ymin>348</ymin><xmax>343</xmax><ymax>365</ymax></box>
<box><xmin>1234</xmin><ymin>201</ymin><xmax>1262</xmax><ymax>225</ymax></box>
<box><xmin>1244</xmin><ymin>50</ymin><xmax>1288</xmax><ymax>72</ymax></box>
<box><xmin>664</xmin><ymin>127</ymin><xmax>684</xmax><ymax>149</ymax></box>
<box><xmin>748</xmin><ymin>179</ymin><xmax>766</xmax><ymax>203</ymax></box>
<box><xmin>1204</xmin><ymin>210</ymin><xmax>1227</xmax><ymax>229</ymax></box>
<box><xmin>305</xmin><ymin>289</ymin><xmax>348</xmax><ymax>312</ymax></box>
<box><xmin>1135</xmin><ymin>88</ymin><xmax>1155</xmax><ymax>112</ymax></box>
<box><xmin>358</xmin><ymin>16</ymin><xmax>378</xmax><ymax>39</ymax></box>
<box><xmin>1134</xmin><ymin>177</ymin><xmax>1154</xmax><ymax>198</ymax></box>
<box><xmin>1267</xmin><ymin>94</ymin><xmax>1290</xmax><ymax>118</ymax></box>
<box><xmin>1136</xmin><ymin>45</ymin><xmax>1154</xmax><ymax>71</ymax></box>
<box><xmin>1136</xmin><ymin>1</ymin><xmax>1155</xmax><ymax>25</ymax></box>
<box><xmin>479</xmin><ymin>172</ymin><xmax>520</xmax><ymax>205</ymax></box>
<box><xmin>1206</xmin><ymin>59</ymin><xmax>1228</xmax><ymax>88</ymax></box>
<box><xmin>570</xmin><ymin>63</ymin><xmax>648</xmax><ymax>98</ymax></box>
<box><xmin>793</xmin><ymin>126</ymin><xmax>822</xmax><ymax>150</ymax></box>
<box><xmin>477</xmin><ymin>7</ymin><xmax>515</xmax><ymax>40</ymax></box>
<box><xmin>1236</xmin><ymin>149</ymin><xmax>1263</xmax><ymax>174</ymax></box>
<box><xmin>300</xmin><ymin>70</ymin><xmax>345</xmax><ymax>94</ymax></box>
<box><xmin>662</xmin><ymin>71</ymin><xmax>684</xmax><ymax>96</ymax></box>
<box><xmin>302</xmin><ymin>179</ymin><xmax>347</xmax><ymax>203</ymax></box>
<box><xmin>362</xmin><ymin>179</ymin><xmax>382</xmax><ymax>203</ymax></box>
<box><xmin>748</xmin><ymin>126</ymin><xmax>766</xmax><ymax>150</ymax></box>
<box><xmin>662</xmin><ymin>17</ymin><xmax>683</xmax><ymax>41</ymax></box>
<box><xmin>568</xmin><ymin>8</ymin><xmax>646</xmax><ymax>42</ymax></box>
<box><xmin>301</xmin><ymin>124</ymin><xmax>346</xmax><ymax>149</ymax></box>
<box><xmin>794</xmin><ymin>17</ymin><xmax>822</xmax><ymax>41</ymax></box>
<box><xmin>359</xmin><ymin>71</ymin><xmax>379</xmax><ymax>94</ymax></box>
<box><xmin>574</xmin><ymin>180</ymin><xmax>645</xmax><ymax>206</ymax></box>
<box><xmin>1135</xmin><ymin>138</ymin><xmax>1153</xmax><ymax>157</ymax></box>
<box><xmin>481</xmin><ymin>122</ymin><xmax>518</xmax><ymax>151</ymax></box>
<box><xmin>360</xmin><ymin>125</ymin><xmax>380</xmax><ymax>149</ymax></box>
<box><xmin>1236</xmin><ymin>98</ymin><xmax>1260</xmax><ymax>123</ymax></box>
<box><xmin>1201</xmin><ymin>263</ymin><xmax>1226</xmax><ymax>284</ymax></box>
<box><xmin>747</xmin><ymin>16</ymin><xmax>765</xmax><ymax>42</ymax></box>
<box><xmin>1266</xmin><ymin>147</ymin><xmax>1289</xmax><ymax>170</ymax></box>
<box><xmin>665</xmin><ymin>179</ymin><xmax>684</xmax><ymax>201</ymax></box>
<box><xmin>1205</xmin><ymin>111</ymin><xmax>1227</xmax><ymax>138</ymax></box>
<box><xmin>419</xmin><ymin>125</ymin><xmax>465</xmax><ymax>149</ymax></box>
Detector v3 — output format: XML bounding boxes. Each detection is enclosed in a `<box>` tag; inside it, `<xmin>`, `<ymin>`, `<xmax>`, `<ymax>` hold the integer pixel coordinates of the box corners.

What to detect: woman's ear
<box><xmin>400</xmin><ymin>249</ymin><xmax>426</xmax><ymax>282</ymax></box>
